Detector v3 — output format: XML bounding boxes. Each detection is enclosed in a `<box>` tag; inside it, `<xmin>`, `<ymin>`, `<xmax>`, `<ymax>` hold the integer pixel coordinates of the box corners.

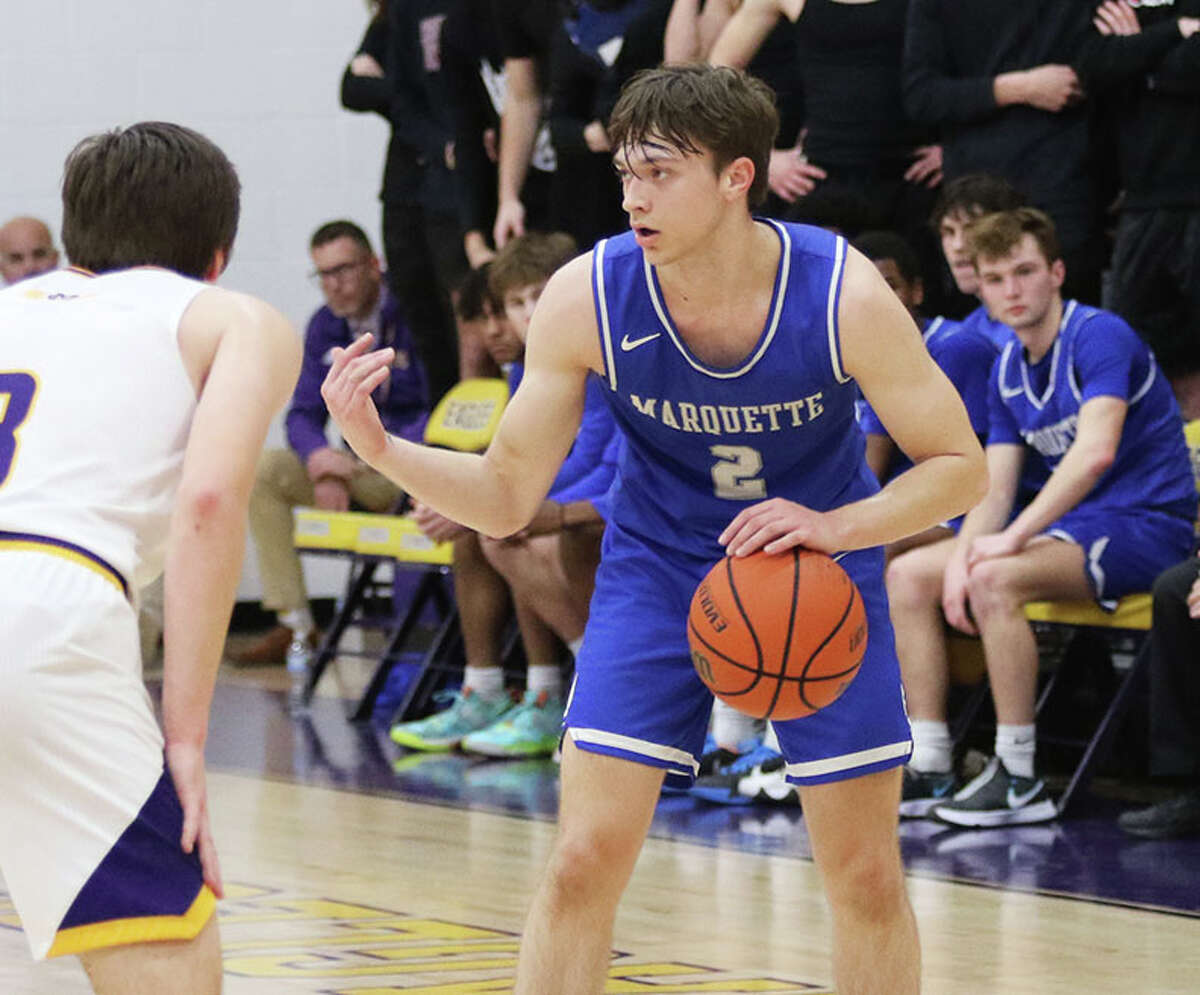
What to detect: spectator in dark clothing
<box><xmin>902</xmin><ymin>0</ymin><xmax>1106</xmax><ymax>306</ymax></box>
<box><xmin>1076</xmin><ymin>0</ymin><xmax>1200</xmax><ymax>418</ymax></box>
<box><xmin>1118</xmin><ymin>554</ymin><xmax>1200</xmax><ymax>840</ymax></box>
<box><xmin>441</xmin><ymin>0</ymin><xmax>555</xmax><ymax>269</ymax></box>
<box><xmin>712</xmin><ymin>0</ymin><xmax>947</xmax><ymax>312</ymax></box>
<box><xmin>340</xmin><ymin>1</ymin><xmax>464</xmax><ymax>404</ymax></box>
<box><xmin>550</xmin><ymin>0</ymin><xmax>666</xmax><ymax>251</ymax></box>
<box><xmin>491</xmin><ymin>0</ymin><xmax>562</xmax><ymax>247</ymax></box>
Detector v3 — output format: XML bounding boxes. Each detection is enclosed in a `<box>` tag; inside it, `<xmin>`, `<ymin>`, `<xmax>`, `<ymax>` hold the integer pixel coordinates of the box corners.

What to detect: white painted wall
<box><xmin>1</xmin><ymin>0</ymin><xmax>390</xmax><ymax>599</ymax></box>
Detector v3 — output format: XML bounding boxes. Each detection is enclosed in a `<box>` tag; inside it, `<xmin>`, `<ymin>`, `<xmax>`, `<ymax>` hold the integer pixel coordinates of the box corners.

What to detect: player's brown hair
<box><xmin>608</xmin><ymin>64</ymin><xmax>778</xmax><ymax>209</ymax></box>
<box><xmin>967</xmin><ymin>208</ymin><xmax>1062</xmax><ymax>268</ymax></box>
<box><xmin>62</xmin><ymin>122</ymin><xmax>240</xmax><ymax>278</ymax></box>
<box><xmin>488</xmin><ymin>231</ymin><xmax>578</xmax><ymax>300</ymax></box>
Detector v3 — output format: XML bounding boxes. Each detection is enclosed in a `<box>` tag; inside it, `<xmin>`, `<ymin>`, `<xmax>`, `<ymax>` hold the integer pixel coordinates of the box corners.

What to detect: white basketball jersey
<box><xmin>0</xmin><ymin>267</ymin><xmax>206</xmax><ymax>592</ymax></box>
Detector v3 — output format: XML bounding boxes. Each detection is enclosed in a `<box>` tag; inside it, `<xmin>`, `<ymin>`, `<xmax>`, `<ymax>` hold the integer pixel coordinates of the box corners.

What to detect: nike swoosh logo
<box><xmin>620</xmin><ymin>332</ymin><xmax>661</xmax><ymax>352</ymax></box>
<box><xmin>1006</xmin><ymin>782</ymin><xmax>1043</xmax><ymax>808</ymax></box>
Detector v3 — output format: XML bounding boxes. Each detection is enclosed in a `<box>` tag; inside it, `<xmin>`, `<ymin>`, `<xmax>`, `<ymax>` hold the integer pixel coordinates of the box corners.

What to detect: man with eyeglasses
<box><xmin>0</xmin><ymin>216</ymin><xmax>59</xmax><ymax>285</ymax></box>
<box><xmin>232</xmin><ymin>220</ymin><xmax>430</xmax><ymax>665</ymax></box>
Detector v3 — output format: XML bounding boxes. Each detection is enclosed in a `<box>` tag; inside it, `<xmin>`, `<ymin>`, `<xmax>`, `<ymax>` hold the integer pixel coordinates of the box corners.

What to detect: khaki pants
<box><xmin>247</xmin><ymin>448</ymin><xmax>403</xmax><ymax>615</ymax></box>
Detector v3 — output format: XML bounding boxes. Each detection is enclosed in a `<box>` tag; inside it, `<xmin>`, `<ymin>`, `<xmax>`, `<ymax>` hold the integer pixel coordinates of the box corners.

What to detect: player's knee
<box><xmin>820</xmin><ymin>846</ymin><xmax>908</xmax><ymax>921</ymax></box>
<box><xmin>545</xmin><ymin>825</ymin><xmax>639</xmax><ymax>900</ymax></box>
<box><xmin>884</xmin><ymin>554</ymin><xmax>939</xmax><ymax>610</ymax></box>
<box><xmin>965</xmin><ymin>559</ymin><xmax>1020</xmax><ymax>616</ymax></box>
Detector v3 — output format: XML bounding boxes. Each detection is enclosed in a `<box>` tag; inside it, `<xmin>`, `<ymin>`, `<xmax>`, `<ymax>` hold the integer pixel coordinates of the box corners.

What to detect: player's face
<box><xmin>614</xmin><ymin>139</ymin><xmax>726</xmax><ymax>265</ymax></box>
<box><xmin>311</xmin><ymin>236</ymin><xmax>382</xmax><ymax>320</ymax></box>
<box><xmin>872</xmin><ymin>258</ymin><xmax>923</xmax><ymax>317</ymax></box>
<box><xmin>503</xmin><ymin>281</ymin><xmax>546</xmax><ymax>343</ymax></box>
<box><xmin>976</xmin><ymin>234</ymin><xmax>1065</xmax><ymax>332</ymax></box>
<box><xmin>481</xmin><ymin>296</ymin><xmax>524</xmax><ymax>365</ymax></box>
<box><xmin>938</xmin><ymin>210</ymin><xmax>981</xmax><ymax>296</ymax></box>
<box><xmin>0</xmin><ymin>220</ymin><xmax>58</xmax><ymax>284</ymax></box>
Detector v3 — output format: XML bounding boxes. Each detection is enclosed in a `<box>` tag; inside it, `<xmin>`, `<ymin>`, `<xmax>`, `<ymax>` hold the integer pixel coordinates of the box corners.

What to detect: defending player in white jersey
<box><xmin>0</xmin><ymin>123</ymin><xmax>300</xmax><ymax>993</ymax></box>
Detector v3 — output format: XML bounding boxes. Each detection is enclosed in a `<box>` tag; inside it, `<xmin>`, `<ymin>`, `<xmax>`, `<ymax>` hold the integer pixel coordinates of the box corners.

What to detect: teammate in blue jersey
<box><xmin>324</xmin><ymin>64</ymin><xmax>986</xmax><ymax>995</ymax></box>
<box><xmin>925</xmin><ymin>208</ymin><xmax>1197</xmax><ymax>828</ymax></box>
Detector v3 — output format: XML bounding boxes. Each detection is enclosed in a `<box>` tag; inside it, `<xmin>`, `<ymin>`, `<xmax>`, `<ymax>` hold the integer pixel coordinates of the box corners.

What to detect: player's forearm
<box><xmin>371</xmin><ymin>434</ymin><xmax>544</xmax><ymax>538</ymax></box>
<box><xmin>828</xmin><ymin>450</ymin><xmax>987</xmax><ymax>551</ymax></box>
<box><xmin>161</xmin><ymin>488</ymin><xmax>250</xmax><ymax>749</ymax></box>
<box><xmin>1006</xmin><ymin>445</ymin><xmax>1113</xmax><ymax>546</ymax></box>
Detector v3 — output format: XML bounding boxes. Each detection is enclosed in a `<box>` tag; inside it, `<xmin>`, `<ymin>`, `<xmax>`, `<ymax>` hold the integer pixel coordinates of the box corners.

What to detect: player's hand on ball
<box><xmin>321</xmin><ymin>333</ymin><xmax>394</xmax><ymax>467</ymax></box>
<box><xmin>719</xmin><ymin>497</ymin><xmax>842</xmax><ymax>558</ymax></box>
<box><xmin>166</xmin><ymin>742</ymin><xmax>224</xmax><ymax>899</ymax></box>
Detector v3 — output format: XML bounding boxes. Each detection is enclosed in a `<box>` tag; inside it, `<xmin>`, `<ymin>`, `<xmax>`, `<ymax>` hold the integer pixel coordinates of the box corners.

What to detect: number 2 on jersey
<box><xmin>710</xmin><ymin>444</ymin><xmax>766</xmax><ymax>500</ymax></box>
<box><xmin>0</xmin><ymin>372</ymin><xmax>39</xmax><ymax>488</ymax></box>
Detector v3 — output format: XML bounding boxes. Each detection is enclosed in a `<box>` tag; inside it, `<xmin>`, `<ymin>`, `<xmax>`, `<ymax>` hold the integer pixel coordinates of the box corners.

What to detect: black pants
<box><xmin>382</xmin><ymin>200</ymin><xmax>467</xmax><ymax>407</ymax></box>
<box><xmin>1147</xmin><ymin>557</ymin><xmax>1200</xmax><ymax>780</ymax></box>
<box><xmin>1107</xmin><ymin>209</ymin><xmax>1200</xmax><ymax>377</ymax></box>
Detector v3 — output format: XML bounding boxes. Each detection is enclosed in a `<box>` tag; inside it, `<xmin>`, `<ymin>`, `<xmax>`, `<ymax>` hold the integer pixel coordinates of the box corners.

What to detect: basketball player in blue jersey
<box><xmin>324</xmin><ymin>64</ymin><xmax>986</xmax><ymax>995</ymax></box>
<box><xmin>925</xmin><ymin>208</ymin><xmax>1197</xmax><ymax>828</ymax></box>
<box><xmin>0</xmin><ymin>124</ymin><xmax>300</xmax><ymax>992</ymax></box>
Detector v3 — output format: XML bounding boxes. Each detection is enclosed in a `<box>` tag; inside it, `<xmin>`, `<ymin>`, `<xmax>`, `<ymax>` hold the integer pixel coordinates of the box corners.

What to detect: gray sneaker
<box><xmin>933</xmin><ymin>757</ymin><xmax>1057</xmax><ymax>827</ymax></box>
<box><xmin>899</xmin><ymin>765</ymin><xmax>956</xmax><ymax>819</ymax></box>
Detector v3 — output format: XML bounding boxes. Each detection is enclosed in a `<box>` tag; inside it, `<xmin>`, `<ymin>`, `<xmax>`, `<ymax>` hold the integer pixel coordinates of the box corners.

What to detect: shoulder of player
<box><xmin>533</xmin><ymin>252</ymin><xmax>598</xmax><ymax>330</ymax></box>
<box><xmin>182</xmin><ymin>286</ymin><xmax>299</xmax><ymax>360</ymax></box>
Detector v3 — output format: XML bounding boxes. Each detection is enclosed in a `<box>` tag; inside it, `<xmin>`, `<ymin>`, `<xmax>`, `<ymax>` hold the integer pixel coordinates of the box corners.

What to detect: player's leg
<box><xmin>885</xmin><ymin>536</ymin><xmax>958</xmax><ymax>722</ymax></box>
<box><xmin>346</xmin><ymin>465</ymin><xmax>403</xmax><ymax>513</ymax></box>
<box><xmin>390</xmin><ymin>532</ymin><xmax>513</xmax><ymax>750</ymax></box>
<box><xmin>514</xmin><ymin>736</ymin><xmax>665</xmax><ymax>994</ymax></box>
<box><xmin>79</xmin><ymin>915</ymin><xmax>221</xmax><ymax>995</ymax></box>
<box><xmin>800</xmin><ymin>767</ymin><xmax>919</xmax><ymax>995</ymax></box>
<box><xmin>482</xmin><ymin>534</ymin><xmax>589</xmax><ymax>644</ymax></box>
<box><xmin>965</xmin><ymin>536</ymin><xmax>1090</xmax><ymax>726</ymax></box>
<box><xmin>559</xmin><ymin>521</ymin><xmax>605</xmax><ymax>620</ymax></box>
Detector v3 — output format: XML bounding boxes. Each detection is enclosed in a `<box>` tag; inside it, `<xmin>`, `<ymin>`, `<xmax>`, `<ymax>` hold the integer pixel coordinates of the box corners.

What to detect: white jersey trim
<box><xmin>826</xmin><ymin>235</ymin><xmax>850</xmax><ymax>384</ymax></box>
<box><xmin>783</xmin><ymin>739</ymin><xmax>912</xmax><ymax>780</ymax></box>
<box><xmin>593</xmin><ymin>239</ymin><xmax>619</xmax><ymax>392</ymax></box>
<box><xmin>640</xmin><ymin>220</ymin><xmax>791</xmax><ymax>380</ymax></box>
<box><xmin>567</xmin><ymin>727</ymin><xmax>701</xmax><ymax>775</ymax></box>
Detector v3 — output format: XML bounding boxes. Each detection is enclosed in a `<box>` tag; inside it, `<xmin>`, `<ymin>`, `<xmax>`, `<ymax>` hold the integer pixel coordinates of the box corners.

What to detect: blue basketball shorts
<box><xmin>1045</xmin><ymin>505</ymin><xmax>1196</xmax><ymax>609</ymax></box>
<box><xmin>565</xmin><ymin>523</ymin><xmax>913</xmax><ymax>789</ymax></box>
<box><xmin>0</xmin><ymin>550</ymin><xmax>213</xmax><ymax>960</ymax></box>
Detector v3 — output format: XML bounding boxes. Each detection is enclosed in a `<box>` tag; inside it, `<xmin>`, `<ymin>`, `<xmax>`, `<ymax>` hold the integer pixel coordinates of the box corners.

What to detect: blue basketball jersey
<box><xmin>590</xmin><ymin>221</ymin><xmax>878</xmax><ymax>561</ymax></box>
<box><xmin>988</xmin><ymin>300</ymin><xmax>1197</xmax><ymax>520</ymax></box>
<box><xmin>959</xmin><ymin>302</ymin><xmax>1016</xmax><ymax>353</ymax></box>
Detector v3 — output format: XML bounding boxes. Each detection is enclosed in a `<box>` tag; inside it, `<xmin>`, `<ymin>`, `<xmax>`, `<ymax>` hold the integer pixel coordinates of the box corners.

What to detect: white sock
<box><xmin>995</xmin><ymin>724</ymin><xmax>1036</xmax><ymax>779</ymax></box>
<box><xmin>463</xmin><ymin>665</ymin><xmax>505</xmax><ymax>698</ymax></box>
<box><xmin>279</xmin><ymin>608</ymin><xmax>314</xmax><ymax>638</ymax></box>
<box><xmin>567</xmin><ymin>636</ymin><xmax>584</xmax><ymax>659</ymax></box>
<box><xmin>711</xmin><ymin>700</ymin><xmax>759</xmax><ymax>750</ymax></box>
<box><xmin>909</xmin><ymin>719</ymin><xmax>953</xmax><ymax>774</ymax></box>
<box><xmin>526</xmin><ymin>664</ymin><xmax>563</xmax><ymax>698</ymax></box>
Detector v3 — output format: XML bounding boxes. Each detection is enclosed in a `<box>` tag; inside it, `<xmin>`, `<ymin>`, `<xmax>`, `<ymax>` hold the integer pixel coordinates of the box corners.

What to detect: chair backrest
<box><xmin>423</xmin><ymin>377</ymin><xmax>509</xmax><ymax>452</ymax></box>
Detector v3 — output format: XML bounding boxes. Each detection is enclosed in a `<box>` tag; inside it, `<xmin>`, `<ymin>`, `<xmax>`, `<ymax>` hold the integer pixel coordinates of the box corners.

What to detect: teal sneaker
<box><xmin>389</xmin><ymin>688</ymin><xmax>513</xmax><ymax>752</ymax></box>
<box><xmin>461</xmin><ymin>689</ymin><xmax>564</xmax><ymax>758</ymax></box>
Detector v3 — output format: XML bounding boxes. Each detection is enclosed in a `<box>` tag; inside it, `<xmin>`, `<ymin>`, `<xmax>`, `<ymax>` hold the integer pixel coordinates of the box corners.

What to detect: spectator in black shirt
<box><xmin>1076</xmin><ymin>0</ymin><xmax>1200</xmax><ymax>418</ymax></box>
<box><xmin>902</xmin><ymin>0</ymin><xmax>1106</xmax><ymax>306</ymax></box>
<box><xmin>491</xmin><ymin>0</ymin><xmax>562</xmax><ymax>248</ymax></box>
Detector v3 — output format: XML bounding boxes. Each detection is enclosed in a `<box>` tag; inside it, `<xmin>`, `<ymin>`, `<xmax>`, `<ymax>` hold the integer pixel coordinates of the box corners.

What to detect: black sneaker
<box><xmin>734</xmin><ymin>751</ymin><xmax>800</xmax><ymax>805</ymax></box>
<box><xmin>899</xmin><ymin>766</ymin><xmax>956</xmax><ymax>819</ymax></box>
<box><xmin>1118</xmin><ymin>790</ymin><xmax>1200</xmax><ymax>840</ymax></box>
<box><xmin>933</xmin><ymin>757</ymin><xmax>1057</xmax><ymax>827</ymax></box>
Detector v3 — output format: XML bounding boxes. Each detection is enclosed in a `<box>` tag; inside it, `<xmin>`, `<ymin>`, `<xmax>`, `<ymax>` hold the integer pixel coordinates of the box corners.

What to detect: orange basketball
<box><xmin>687</xmin><ymin>548</ymin><xmax>867</xmax><ymax>720</ymax></box>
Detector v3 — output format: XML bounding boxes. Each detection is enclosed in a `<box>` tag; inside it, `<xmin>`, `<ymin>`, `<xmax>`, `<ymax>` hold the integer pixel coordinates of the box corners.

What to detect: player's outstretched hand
<box><xmin>166</xmin><ymin>741</ymin><xmax>224</xmax><ymax>899</ymax></box>
<box><xmin>321</xmin><ymin>333</ymin><xmax>395</xmax><ymax>467</ymax></box>
<box><xmin>719</xmin><ymin>498</ymin><xmax>841</xmax><ymax>558</ymax></box>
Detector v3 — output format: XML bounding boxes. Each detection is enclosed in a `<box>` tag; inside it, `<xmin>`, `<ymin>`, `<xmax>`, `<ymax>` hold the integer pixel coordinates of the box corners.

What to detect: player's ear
<box><xmin>202</xmin><ymin>247</ymin><xmax>228</xmax><ymax>283</ymax></box>
<box><xmin>722</xmin><ymin>156</ymin><xmax>755</xmax><ymax>202</ymax></box>
<box><xmin>1049</xmin><ymin>257</ymin><xmax>1066</xmax><ymax>290</ymax></box>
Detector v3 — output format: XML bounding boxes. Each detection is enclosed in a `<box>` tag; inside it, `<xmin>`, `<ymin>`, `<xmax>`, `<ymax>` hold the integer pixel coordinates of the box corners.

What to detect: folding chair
<box><xmin>953</xmin><ymin>419</ymin><xmax>1200</xmax><ymax>816</ymax></box>
<box><xmin>292</xmin><ymin>377</ymin><xmax>510</xmax><ymax>720</ymax></box>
